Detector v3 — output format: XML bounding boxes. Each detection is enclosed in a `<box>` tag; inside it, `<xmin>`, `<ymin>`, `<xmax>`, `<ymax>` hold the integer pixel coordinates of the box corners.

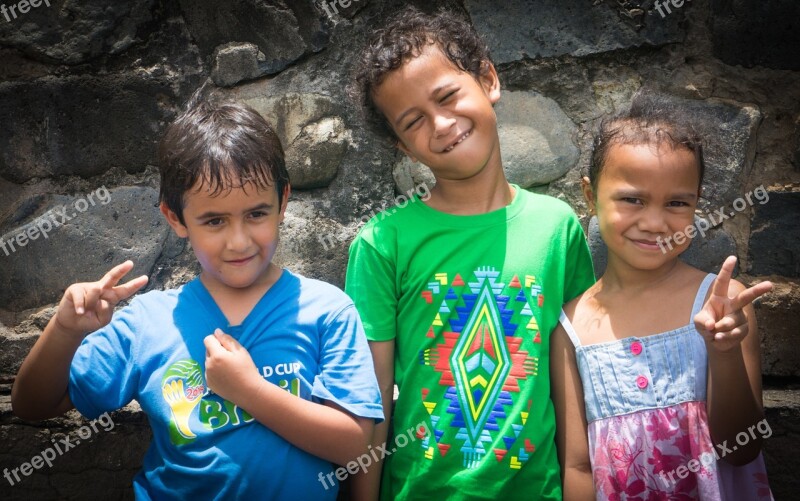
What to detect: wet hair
<box><xmin>158</xmin><ymin>90</ymin><xmax>289</xmax><ymax>225</ymax></box>
<box><xmin>349</xmin><ymin>6</ymin><xmax>492</xmax><ymax>141</ymax></box>
<box><xmin>589</xmin><ymin>93</ymin><xmax>706</xmax><ymax>192</ymax></box>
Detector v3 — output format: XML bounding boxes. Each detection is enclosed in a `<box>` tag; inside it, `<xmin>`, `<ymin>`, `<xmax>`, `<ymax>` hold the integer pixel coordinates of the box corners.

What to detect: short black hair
<box><xmin>590</xmin><ymin>93</ymin><xmax>706</xmax><ymax>192</ymax></box>
<box><xmin>349</xmin><ymin>6</ymin><xmax>492</xmax><ymax>141</ymax></box>
<box><xmin>158</xmin><ymin>93</ymin><xmax>289</xmax><ymax>225</ymax></box>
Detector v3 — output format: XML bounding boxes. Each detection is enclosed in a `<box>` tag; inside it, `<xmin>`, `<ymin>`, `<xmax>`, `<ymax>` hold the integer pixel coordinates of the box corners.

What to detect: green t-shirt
<box><xmin>345</xmin><ymin>186</ymin><xmax>595</xmax><ymax>500</ymax></box>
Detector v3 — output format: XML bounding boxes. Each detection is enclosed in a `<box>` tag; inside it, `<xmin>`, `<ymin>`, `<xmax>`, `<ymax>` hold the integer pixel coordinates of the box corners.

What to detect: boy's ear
<box><xmin>580</xmin><ymin>176</ymin><xmax>596</xmax><ymax>214</ymax></box>
<box><xmin>396</xmin><ymin>140</ymin><xmax>418</xmax><ymax>163</ymax></box>
<box><xmin>160</xmin><ymin>202</ymin><xmax>189</xmax><ymax>238</ymax></box>
<box><xmin>479</xmin><ymin>61</ymin><xmax>501</xmax><ymax>105</ymax></box>
<box><xmin>279</xmin><ymin>184</ymin><xmax>291</xmax><ymax>221</ymax></box>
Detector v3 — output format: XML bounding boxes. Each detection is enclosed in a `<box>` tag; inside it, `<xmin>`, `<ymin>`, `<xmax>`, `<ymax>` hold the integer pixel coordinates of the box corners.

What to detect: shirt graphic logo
<box><xmin>418</xmin><ymin>267</ymin><xmax>542</xmax><ymax>469</ymax></box>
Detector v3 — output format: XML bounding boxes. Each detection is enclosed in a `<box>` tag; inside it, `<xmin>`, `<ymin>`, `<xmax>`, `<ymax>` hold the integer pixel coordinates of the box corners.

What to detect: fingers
<box><xmin>99</xmin><ymin>260</ymin><xmax>136</xmax><ymax>289</ymax></box>
<box><xmin>111</xmin><ymin>275</ymin><xmax>149</xmax><ymax>302</ymax></box>
<box><xmin>731</xmin><ymin>281</ymin><xmax>773</xmax><ymax>311</ymax></box>
<box><xmin>711</xmin><ymin>255</ymin><xmax>737</xmax><ymax>298</ymax></box>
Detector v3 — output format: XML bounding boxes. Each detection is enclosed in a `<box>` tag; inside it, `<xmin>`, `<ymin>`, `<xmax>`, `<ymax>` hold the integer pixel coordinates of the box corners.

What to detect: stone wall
<box><xmin>1</xmin><ymin>0</ymin><xmax>798</xmax><ymax>499</ymax></box>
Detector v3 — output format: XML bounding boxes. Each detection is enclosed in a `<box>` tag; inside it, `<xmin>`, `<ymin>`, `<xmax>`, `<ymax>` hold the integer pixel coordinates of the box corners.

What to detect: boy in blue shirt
<box><xmin>12</xmin><ymin>97</ymin><xmax>384</xmax><ymax>500</ymax></box>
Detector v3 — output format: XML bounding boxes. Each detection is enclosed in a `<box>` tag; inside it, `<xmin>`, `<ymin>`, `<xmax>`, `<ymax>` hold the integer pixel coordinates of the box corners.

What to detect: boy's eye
<box><xmin>667</xmin><ymin>201</ymin><xmax>690</xmax><ymax>207</ymax></box>
<box><xmin>249</xmin><ymin>210</ymin><xmax>268</xmax><ymax>218</ymax></box>
<box><xmin>440</xmin><ymin>90</ymin><xmax>457</xmax><ymax>103</ymax></box>
<box><xmin>205</xmin><ymin>218</ymin><xmax>224</xmax><ymax>226</ymax></box>
<box><xmin>621</xmin><ymin>197</ymin><xmax>642</xmax><ymax>205</ymax></box>
<box><xmin>404</xmin><ymin>116</ymin><xmax>422</xmax><ymax>131</ymax></box>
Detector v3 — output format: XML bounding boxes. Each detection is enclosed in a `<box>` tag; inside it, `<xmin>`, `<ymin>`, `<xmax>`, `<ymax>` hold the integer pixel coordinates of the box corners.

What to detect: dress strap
<box><xmin>690</xmin><ymin>273</ymin><xmax>718</xmax><ymax>322</ymax></box>
<box><xmin>558</xmin><ymin>310</ymin><xmax>582</xmax><ymax>348</ymax></box>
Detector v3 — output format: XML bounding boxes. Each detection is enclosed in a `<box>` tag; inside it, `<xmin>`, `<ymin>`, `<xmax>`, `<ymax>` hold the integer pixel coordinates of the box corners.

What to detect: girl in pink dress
<box><xmin>551</xmin><ymin>96</ymin><xmax>774</xmax><ymax>500</ymax></box>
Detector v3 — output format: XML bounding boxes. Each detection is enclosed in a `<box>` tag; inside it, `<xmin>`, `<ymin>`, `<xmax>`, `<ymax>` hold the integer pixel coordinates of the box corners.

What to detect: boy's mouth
<box><xmin>226</xmin><ymin>255</ymin><xmax>255</xmax><ymax>266</ymax></box>
<box><xmin>443</xmin><ymin>130</ymin><xmax>471</xmax><ymax>152</ymax></box>
<box><xmin>631</xmin><ymin>239</ymin><xmax>662</xmax><ymax>251</ymax></box>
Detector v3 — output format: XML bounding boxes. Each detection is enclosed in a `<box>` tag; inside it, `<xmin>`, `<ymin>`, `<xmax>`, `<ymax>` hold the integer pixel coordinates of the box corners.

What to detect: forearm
<box><xmin>237</xmin><ymin>378</ymin><xmax>373</xmax><ymax>466</ymax></box>
<box><xmin>707</xmin><ymin>346</ymin><xmax>764</xmax><ymax>464</ymax></box>
<box><xmin>350</xmin><ymin>385</ymin><xmax>393</xmax><ymax>500</ymax></box>
<box><xmin>563</xmin><ymin>465</ymin><xmax>595</xmax><ymax>501</ymax></box>
<box><xmin>12</xmin><ymin>316</ymin><xmax>82</xmax><ymax>420</ymax></box>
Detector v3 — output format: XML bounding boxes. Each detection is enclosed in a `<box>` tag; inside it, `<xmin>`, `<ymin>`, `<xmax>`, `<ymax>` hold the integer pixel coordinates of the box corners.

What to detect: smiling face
<box><xmin>161</xmin><ymin>179</ymin><xmax>289</xmax><ymax>295</ymax></box>
<box><xmin>371</xmin><ymin>44</ymin><xmax>502</xmax><ymax>181</ymax></box>
<box><xmin>585</xmin><ymin>143</ymin><xmax>701</xmax><ymax>271</ymax></box>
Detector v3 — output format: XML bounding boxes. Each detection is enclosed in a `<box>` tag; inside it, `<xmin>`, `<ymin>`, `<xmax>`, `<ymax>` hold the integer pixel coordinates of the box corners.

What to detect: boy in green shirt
<box><xmin>345</xmin><ymin>7</ymin><xmax>595</xmax><ymax>500</ymax></box>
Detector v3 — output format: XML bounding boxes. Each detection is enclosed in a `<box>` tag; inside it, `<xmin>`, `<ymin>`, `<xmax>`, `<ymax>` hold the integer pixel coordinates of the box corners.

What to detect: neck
<box><xmin>426</xmin><ymin>155</ymin><xmax>513</xmax><ymax>215</ymax></box>
<box><xmin>600</xmin><ymin>255</ymin><xmax>684</xmax><ymax>294</ymax></box>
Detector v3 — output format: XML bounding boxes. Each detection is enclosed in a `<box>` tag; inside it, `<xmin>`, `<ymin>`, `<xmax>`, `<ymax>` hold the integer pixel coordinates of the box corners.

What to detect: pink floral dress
<box><xmin>559</xmin><ymin>274</ymin><xmax>773</xmax><ymax>500</ymax></box>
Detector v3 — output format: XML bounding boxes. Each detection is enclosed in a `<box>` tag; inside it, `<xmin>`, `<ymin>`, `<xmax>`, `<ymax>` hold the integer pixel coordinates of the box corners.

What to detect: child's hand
<box><xmin>55</xmin><ymin>260</ymin><xmax>149</xmax><ymax>339</ymax></box>
<box><xmin>694</xmin><ymin>256</ymin><xmax>772</xmax><ymax>352</ymax></box>
<box><xmin>203</xmin><ymin>329</ymin><xmax>262</xmax><ymax>404</ymax></box>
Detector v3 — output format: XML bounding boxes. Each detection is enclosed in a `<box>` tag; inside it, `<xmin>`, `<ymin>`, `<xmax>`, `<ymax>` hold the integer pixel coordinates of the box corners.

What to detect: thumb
<box><xmin>213</xmin><ymin>328</ymin><xmax>240</xmax><ymax>351</ymax></box>
<box><xmin>694</xmin><ymin>309</ymin><xmax>716</xmax><ymax>333</ymax></box>
<box><xmin>203</xmin><ymin>333</ymin><xmax>224</xmax><ymax>356</ymax></box>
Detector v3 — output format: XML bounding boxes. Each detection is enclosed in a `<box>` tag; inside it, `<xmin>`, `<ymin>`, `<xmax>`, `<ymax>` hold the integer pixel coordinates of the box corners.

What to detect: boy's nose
<box><xmin>226</xmin><ymin>223</ymin><xmax>252</xmax><ymax>251</ymax></box>
<box><xmin>433</xmin><ymin>114</ymin><xmax>456</xmax><ymax>138</ymax></box>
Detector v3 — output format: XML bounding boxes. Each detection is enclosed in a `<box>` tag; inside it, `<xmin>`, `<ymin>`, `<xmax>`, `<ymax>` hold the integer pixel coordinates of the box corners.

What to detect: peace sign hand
<box><xmin>54</xmin><ymin>260</ymin><xmax>149</xmax><ymax>339</ymax></box>
<box><xmin>694</xmin><ymin>256</ymin><xmax>772</xmax><ymax>352</ymax></box>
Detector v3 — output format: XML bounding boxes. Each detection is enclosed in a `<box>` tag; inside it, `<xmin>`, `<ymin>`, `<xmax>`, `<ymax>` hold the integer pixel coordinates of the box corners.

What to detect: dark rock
<box><xmin>757</xmin><ymin>281</ymin><xmax>800</xmax><ymax>377</ymax></box>
<box><xmin>178</xmin><ymin>0</ymin><xmax>328</xmax><ymax>77</ymax></box>
<box><xmin>711</xmin><ymin>0</ymin><xmax>800</xmax><ymax>71</ymax></box>
<box><xmin>495</xmin><ymin>90</ymin><xmax>579</xmax><ymax>187</ymax></box>
<box><xmin>238</xmin><ymin>92</ymin><xmax>352</xmax><ymax>189</ymax></box>
<box><xmin>464</xmin><ymin>0</ymin><xmax>685</xmax><ymax>64</ymax></box>
<box><xmin>763</xmin><ymin>386</ymin><xmax>800</xmax><ymax>498</ymax></box>
<box><xmin>210</xmin><ymin>42</ymin><xmax>266</xmax><ymax>87</ymax></box>
<box><xmin>0</xmin><ymin>75</ymin><xmax>180</xmax><ymax>183</ymax></box>
<box><xmin>0</xmin><ymin>186</ymin><xmax>167</xmax><ymax>312</ymax></box>
<box><xmin>748</xmin><ymin>191</ymin><xmax>800</xmax><ymax>278</ymax></box>
<box><xmin>0</xmin><ymin>0</ymin><xmax>157</xmax><ymax>65</ymax></box>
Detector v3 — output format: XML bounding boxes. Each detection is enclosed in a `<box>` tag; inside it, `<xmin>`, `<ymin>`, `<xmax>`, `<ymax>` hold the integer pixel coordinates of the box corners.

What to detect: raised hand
<box><xmin>204</xmin><ymin>329</ymin><xmax>261</xmax><ymax>404</ymax></box>
<box><xmin>54</xmin><ymin>260</ymin><xmax>149</xmax><ymax>338</ymax></box>
<box><xmin>694</xmin><ymin>256</ymin><xmax>772</xmax><ymax>352</ymax></box>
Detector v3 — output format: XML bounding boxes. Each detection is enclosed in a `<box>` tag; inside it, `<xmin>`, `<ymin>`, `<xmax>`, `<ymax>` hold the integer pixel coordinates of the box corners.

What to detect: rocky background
<box><xmin>0</xmin><ymin>0</ymin><xmax>798</xmax><ymax>499</ymax></box>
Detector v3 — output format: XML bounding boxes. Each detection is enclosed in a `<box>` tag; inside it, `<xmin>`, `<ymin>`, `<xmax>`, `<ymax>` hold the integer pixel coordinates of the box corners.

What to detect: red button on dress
<box><xmin>636</xmin><ymin>375</ymin><xmax>648</xmax><ymax>389</ymax></box>
<box><xmin>631</xmin><ymin>341</ymin><xmax>643</xmax><ymax>355</ymax></box>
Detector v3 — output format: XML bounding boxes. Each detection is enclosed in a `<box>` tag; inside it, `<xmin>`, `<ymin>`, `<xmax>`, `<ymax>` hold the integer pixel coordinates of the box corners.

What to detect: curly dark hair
<box><xmin>348</xmin><ymin>6</ymin><xmax>492</xmax><ymax>141</ymax></box>
<box><xmin>158</xmin><ymin>89</ymin><xmax>290</xmax><ymax>225</ymax></box>
<box><xmin>589</xmin><ymin>92</ymin><xmax>706</xmax><ymax>192</ymax></box>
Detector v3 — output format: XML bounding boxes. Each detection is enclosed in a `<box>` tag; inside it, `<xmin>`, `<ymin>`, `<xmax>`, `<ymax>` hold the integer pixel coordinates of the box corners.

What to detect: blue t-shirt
<box><xmin>69</xmin><ymin>269</ymin><xmax>383</xmax><ymax>500</ymax></box>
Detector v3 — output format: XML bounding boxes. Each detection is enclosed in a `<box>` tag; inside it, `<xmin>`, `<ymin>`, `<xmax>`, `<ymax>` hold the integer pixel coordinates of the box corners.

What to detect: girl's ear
<box><xmin>581</xmin><ymin>176</ymin><xmax>596</xmax><ymax>214</ymax></box>
<box><xmin>160</xmin><ymin>202</ymin><xmax>189</xmax><ymax>238</ymax></box>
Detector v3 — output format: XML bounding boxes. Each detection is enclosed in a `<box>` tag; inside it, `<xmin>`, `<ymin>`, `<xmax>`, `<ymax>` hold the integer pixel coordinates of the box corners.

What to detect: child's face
<box><xmin>161</xmin><ymin>180</ymin><xmax>289</xmax><ymax>292</ymax></box>
<box><xmin>372</xmin><ymin>44</ymin><xmax>502</xmax><ymax>181</ymax></box>
<box><xmin>584</xmin><ymin>143</ymin><xmax>700</xmax><ymax>270</ymax></box>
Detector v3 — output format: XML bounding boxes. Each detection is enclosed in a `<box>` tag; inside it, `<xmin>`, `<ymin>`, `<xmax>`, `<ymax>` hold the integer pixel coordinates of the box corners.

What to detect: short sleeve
<box><xmin>345</xmin><ymin>231</ymin><xmax>398</xmax><ymax>342</ymax></box>
<box><xmin>68</xmin><ymin>300</ymin><xmax>141</xmax><ymax>420</ymax></box>
<box><xmin>564</xmin><ymin>213</ymin><xmax>596</xmax><ymax>303</ymax></box>
<box><xmin>310</xmin><ymin>304</ymin><xmax>384</xmax><ymax>422</ymax></box>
